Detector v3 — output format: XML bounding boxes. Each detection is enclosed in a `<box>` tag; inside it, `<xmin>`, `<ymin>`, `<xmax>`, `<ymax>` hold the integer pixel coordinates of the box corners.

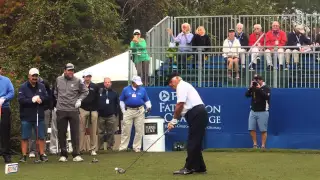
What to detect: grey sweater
<box><xmin>54</xmin><ymin>75</ymin><xmax>89</xmax><ymax>111</ymax></box>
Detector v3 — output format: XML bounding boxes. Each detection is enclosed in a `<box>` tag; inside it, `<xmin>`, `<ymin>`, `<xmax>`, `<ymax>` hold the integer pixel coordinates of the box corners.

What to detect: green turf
<box><xmin>2</xmin><ymin>150</ymin><xmax>320</xmax><ymax>180</ymax></box>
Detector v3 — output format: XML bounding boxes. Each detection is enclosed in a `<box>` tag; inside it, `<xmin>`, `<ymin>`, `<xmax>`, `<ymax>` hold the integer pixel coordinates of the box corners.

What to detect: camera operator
<box><xmin>245</xmin><ymin>74</ymin><xmax>271</xmax><ymax>149</ymax></box>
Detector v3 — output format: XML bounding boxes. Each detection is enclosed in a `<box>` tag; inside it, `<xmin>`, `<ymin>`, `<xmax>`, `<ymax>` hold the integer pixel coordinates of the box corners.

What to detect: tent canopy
<box><xmin>74</xmin><ymin>51</ymin><xmax>137</xmax><ymax>83</ymax></box>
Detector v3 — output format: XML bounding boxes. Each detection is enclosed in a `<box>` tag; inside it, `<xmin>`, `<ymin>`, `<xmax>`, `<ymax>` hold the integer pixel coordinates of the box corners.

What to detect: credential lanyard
<box><xmin>228</xmin><ymin>40</ymin><xmax>234</xmax><ymax>51</ymax></box>
<box><xmin>296</xmin><ymin>35</ymin><xmax>300</xmax><ymax>43</ymax></box>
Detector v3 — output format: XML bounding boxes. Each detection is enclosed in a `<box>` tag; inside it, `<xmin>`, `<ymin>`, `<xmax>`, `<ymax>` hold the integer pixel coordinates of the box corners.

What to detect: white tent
<box><xmin>74</xmin><ymin>51</ymin><xmax>137</xmax><ymax>83</ymax></box>
<box><xmin>74</xmin><ymin>51</ymin><xmax>164</xmax><ymax>83</ymax></box>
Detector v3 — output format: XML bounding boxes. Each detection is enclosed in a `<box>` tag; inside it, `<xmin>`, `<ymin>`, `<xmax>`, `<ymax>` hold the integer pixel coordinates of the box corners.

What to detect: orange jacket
<box><xmin>265</xmin><ymin>30</ymin><xmax>287</xmax><ymax>50</ymax></box>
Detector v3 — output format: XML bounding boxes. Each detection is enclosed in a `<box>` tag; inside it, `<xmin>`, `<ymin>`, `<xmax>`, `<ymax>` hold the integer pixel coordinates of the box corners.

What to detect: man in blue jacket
<box><xmin>0</xmin><ymin>66</ymin><xmax>15</xmax><ymax>163</ymax></box>
<box><xmin>18</xmin><ymin>68</ymin><xmax>49</xmax><ymax>162</ymax></box>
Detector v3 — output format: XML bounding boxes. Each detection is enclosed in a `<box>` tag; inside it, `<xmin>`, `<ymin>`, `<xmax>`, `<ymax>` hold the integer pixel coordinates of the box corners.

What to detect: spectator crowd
<box><xmin>163</xmin><ymin>21</ymin><xmax>320</xmax><ymax>78</ymax></box>
<box><xmin>0</xmin><ymin>63</ymin><xmax>151</xmax><ymax>163</ymax></box>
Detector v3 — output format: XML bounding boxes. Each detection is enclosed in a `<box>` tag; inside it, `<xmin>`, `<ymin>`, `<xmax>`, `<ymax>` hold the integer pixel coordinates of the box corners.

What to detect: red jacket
<box><xmin>265</xmin><ymin>30</ymin><xmax>287</xmax><ymax>50</ymax></box>
<box><xmin>249</xmin><ymin>32</ymin><xmax>265</xmax><ymax>46</ymax></box>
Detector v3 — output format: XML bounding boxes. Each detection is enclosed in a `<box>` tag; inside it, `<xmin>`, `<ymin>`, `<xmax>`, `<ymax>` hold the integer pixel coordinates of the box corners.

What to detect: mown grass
<box><xmin>2</xmin><ymin>149</ymin><xmax>320</xmax><ymax>180</ymax></box>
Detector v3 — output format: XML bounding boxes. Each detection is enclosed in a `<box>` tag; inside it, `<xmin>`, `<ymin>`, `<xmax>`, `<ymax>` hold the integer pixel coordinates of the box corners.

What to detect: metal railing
<box><xmin>128</xmin><ymin>46</ymin><xmax>320</xmax><ymax>88</ymax></box>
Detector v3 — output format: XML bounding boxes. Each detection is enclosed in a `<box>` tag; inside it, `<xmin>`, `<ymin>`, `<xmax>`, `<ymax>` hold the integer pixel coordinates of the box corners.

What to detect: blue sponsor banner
<box><xmin>144</xmin><ymin>87</ymin><xmax>320</xmax><ymax>151</ymax></box>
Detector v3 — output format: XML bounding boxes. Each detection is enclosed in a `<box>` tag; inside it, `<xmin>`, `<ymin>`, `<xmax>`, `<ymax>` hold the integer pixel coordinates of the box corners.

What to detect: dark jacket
<box><xmin>80</xmin><ymin>82</ymin><xmax>99</xmax><ymax>111</ymax></box>
<box><xmin>18</xmin><ymin>81</ymin><xmax>49</xmax><ymax>122</ymax></box>
<box><xmin>235</xmin><ymin>32</ymin><xmax>249</xmax><ymax>50</ymax></box>
<box><xmin>245</xmin><ymin>84</ymin><xmax>271</xmax><ymax>112</ymax></box>
<box><xmin>98</xmin><ymin>88</ymin><xmax>119</xmax><ymax>117</ymax></box>
<box><xmin>286</xmin><ymin>31</ymin><xmax>311</xmax><ymax>50</ymax></box>
<box><xmin>191</xmin><ymin>34</ymin><xmax>211</xmax><ymax>52</ymax></box>
<box><xmin>51</xmin><ymin>83</ymin><xmax>57</xmax><ymax>109</ymax></box>
<box><xmin>38</xmin><ymin>77</ymin><xmax>52</xmax><ymax>110</ymax></box>
<box><xmin>315</xmin><ymin>33</ymin><xmax>320</xmax><ymax>44</ymax></box>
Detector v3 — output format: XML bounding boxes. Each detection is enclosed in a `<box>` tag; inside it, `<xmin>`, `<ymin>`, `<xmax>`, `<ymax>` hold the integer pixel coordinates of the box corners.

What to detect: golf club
<box><xmin>115</xmin><ymin>128</ymin><xmax>170</xmax><ymax>174</ymax></box>
<box><xmin>34</xmin><ymin>108</ymin><xmax>41</xmax><ymax>164</ymax></box>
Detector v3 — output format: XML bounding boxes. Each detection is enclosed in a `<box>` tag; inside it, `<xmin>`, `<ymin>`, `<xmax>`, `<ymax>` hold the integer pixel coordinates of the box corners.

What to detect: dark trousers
<box><xmin>56</xmin><ymin>110</ymin><xmax>80</xmax><ymax>158</ymax></box>
<box><xmin>135</xmin><ymin>61</ymin><xmax>149</xmax><ymax>85</ymax></box>
<box><xmin>184</xmin><ymin>105</ymin><xmax>208</xmax><ymax>171</ymax></box>
<box><xmin>98</xmin><ymin>115</ymin><xmax>117</xmax><ymax>149</ymax></box>
<box><xmin>0</xmin><ymin>107</ymin><xmax>11</xmax><ymax>159</ymax></box>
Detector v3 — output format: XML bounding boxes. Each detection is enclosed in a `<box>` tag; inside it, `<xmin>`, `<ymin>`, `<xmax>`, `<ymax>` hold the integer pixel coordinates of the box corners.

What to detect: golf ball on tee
<box><xmin>115</xmin><ymin>167</ymin><xmax>118</xmax><ymax>171</ymax></box>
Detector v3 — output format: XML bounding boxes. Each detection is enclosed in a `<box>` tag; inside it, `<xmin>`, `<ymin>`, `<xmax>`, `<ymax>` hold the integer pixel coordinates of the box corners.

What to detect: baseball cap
<box><xmin>65</xmin><ymin>63</ymin><xmax>75</xmax><ymax>70</ymax></box>
<box><xmin>29</xmin><ymin>68</ymin><xmax>39</xmax><ymax>75</ymax></box>
<box><xmin>83</xmin><ymin>71</ymin><xmax>92</xmax><ymax>77</ymax></box>
<box><xmin>228</xmin><ymin>28</ymin><xmax>235</xmax><ymax>32</ymax></box>
<box><xmin>295</xmin><ymin>24</ymin><xmax>305</xmax><ymax>34</ymax></box>
<box><xmin>253</xmin><ymin>74</ymin><xmax>263</xmax><ymax>81</ymax></box>
<box><xmin>132</xmin><ymin>76</ymin><xmax>143</xmax><ymax>85</ymax></box>
<box><xmin>133</xmin><ymin>29</ymin><xmax>141</xmax><ymax>35</ymax></box>
<box><xmin>166</xmin><ymin>71</ymin><xmax>180</xmax><ymax>85</ymax></box>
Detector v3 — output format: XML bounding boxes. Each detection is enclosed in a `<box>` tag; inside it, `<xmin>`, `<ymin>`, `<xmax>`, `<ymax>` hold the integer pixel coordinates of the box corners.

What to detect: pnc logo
<box><xmin>159</xmin><ymin>90</ymin><xmax>170</xmax><ymax>102</ymax></box>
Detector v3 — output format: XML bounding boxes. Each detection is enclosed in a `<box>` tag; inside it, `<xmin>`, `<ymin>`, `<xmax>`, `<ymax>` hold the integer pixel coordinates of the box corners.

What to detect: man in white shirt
<box><xmin>167</xmin><ymin>72</ymin><xmax>208</xmax><ymax>175</ymax></box>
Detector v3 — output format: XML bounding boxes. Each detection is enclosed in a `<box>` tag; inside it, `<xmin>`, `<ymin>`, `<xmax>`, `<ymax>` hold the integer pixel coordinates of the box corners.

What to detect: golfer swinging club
<box><xmin>167</xmin><ymin>72</ymin><xmax>208</xmax><ymax>175</ymax></box>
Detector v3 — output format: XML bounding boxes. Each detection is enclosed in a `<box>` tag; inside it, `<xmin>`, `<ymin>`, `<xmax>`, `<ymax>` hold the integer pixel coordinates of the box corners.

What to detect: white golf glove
<box><xmin>75</xmin><ymin>99</ymin><xmax>82</xmax><ymax>108</ymax></box>
<box><xmin>32</xmin><ymin>95</ymin><xmax>40</xmax><ymax>103</ymax></box>
<box><xmin>170</xmin><ymin>119</ymin><xmax>178</xmax><ymax>125</ymax></box>
<box><xmin>0</xmin><ymin>97</ymin><xmax>5</xmax><ymax>106</ymax></box>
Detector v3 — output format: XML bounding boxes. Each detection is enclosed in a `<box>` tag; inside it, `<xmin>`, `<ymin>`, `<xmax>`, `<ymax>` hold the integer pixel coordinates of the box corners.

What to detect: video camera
<box><xmin>252</xmin><ymin>79</ymin><xmax>258</xmax><ymax>87</ymax></box>
<box><xmin>251</xmin><ymin>74</ymin><xmax>263</xmax><ymax>88</ymax></box>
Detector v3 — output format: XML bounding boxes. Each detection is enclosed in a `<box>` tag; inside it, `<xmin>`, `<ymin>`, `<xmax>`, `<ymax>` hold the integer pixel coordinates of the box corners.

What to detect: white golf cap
<box><xmin>29</xmin><ymin>68</ymin><xmax>39</xmax><ymax>75</ymax></box>
<box><xmin>295</xmin><ymin>25</ymin><xmax>305</xmax><ymax>34</ymax></box>
<box><xmin>132</xmin><ymin>75</ymin><xmax>143</xmax><ymax>85</ymax></box>
<box><xmin>133</xmin><ymin>29</ymin><xmax>141</xmax><ymax>34</ymax></box>
<box><xmin>83</xmin><ymin>71</ymin><xmax>92</xmax><ymax>77</ymax></box>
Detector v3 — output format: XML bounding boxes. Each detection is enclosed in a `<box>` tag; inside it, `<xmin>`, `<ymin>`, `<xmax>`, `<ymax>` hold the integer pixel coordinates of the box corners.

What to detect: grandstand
<box><xmin>129</xmin><ymin>14</ymin><xmax>320</xmax><ymax>88</ymax></box>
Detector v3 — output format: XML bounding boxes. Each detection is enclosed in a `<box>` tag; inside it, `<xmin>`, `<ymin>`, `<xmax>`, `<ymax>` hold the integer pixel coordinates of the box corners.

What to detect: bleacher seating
<box><xmin>141</xmin><ymin>14</ymin><xmax>320</xmax><ymax>88</ymax></box>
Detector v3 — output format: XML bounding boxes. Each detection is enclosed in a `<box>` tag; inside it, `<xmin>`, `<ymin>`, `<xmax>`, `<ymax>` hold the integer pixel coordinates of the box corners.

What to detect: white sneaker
<box><xmin>29</xmin><ymin>152</ymin><xmax>35</xmax><ymax>158</ymax></box>
<box><xmin>134</xmin><ymin>148</ymin><xmax>141</xmax><ymax>153</ymax></box>
<box><xmin>91</xmin><ymin>151</ymin><xmax>97</xmax><ymax>156</ymax></box>
<box><xmin>59</xmin><ymin>156</ymin><xmax>67</xmax><ymax>162</ymax></box>
<box><xmin>73</xmin><ymin>156</ymin><xmax>84</xmax><ymax>162</ymax></box>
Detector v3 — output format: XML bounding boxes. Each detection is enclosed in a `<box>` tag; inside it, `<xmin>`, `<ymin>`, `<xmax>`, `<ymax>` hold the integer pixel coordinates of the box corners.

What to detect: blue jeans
<box><xmin>21</xmin><ymin>121</ymin><xmax>45</xmax><ymax>140</ymax></box>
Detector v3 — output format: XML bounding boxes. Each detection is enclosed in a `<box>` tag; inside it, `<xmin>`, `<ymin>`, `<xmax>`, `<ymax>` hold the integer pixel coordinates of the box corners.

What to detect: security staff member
<box><xmin>245</xmin><ymin>74</ymin><xmax>271</xmax><ymax>149</ymax></box>
<box><xmin>167</xmin><ymin>72</ymin><xmax>208</xmax><ymax>175</ymax></box>
<box><xmin>118</xmin><ymin>76</ymin><xmax>151</xmax><ymax>152</ymax></box>
<box><xmin>97</xmin><ymin>77</ymin><xmax>119</xmax><ymax>150</ymax></box>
